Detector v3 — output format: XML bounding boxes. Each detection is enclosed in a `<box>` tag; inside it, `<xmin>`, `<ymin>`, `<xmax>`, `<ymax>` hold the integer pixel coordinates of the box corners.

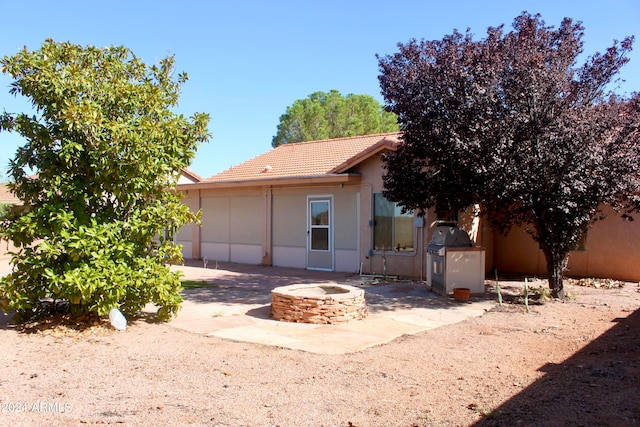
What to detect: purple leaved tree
<box><xmin>378</xmin><ymin>12</ymin><xmax>640</xmax><ymax>298</ymax></box>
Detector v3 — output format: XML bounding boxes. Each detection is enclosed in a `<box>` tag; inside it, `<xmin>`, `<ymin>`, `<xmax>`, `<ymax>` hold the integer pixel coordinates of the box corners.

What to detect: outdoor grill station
<box><xmin>426</xmin><ymin>224</ymin><xmax>486</xmax><ymax>296</ymax></box>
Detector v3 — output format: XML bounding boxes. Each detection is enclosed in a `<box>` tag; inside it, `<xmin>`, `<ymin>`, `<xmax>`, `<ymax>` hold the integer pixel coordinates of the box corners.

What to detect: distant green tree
<box><xmin>272</xmin><ymin>90</ymin><xmax>399</xmax><ymax>147</ymax></box>
<box><xmin>0</xmin><ymin>40</ymin><xmax>210</xmax><ymax>322</ymax></box>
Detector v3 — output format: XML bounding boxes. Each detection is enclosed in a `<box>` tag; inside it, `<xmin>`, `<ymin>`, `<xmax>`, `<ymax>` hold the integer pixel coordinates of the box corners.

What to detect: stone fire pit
<box><xmin>270</xmin><ymin>284</ymin><xmax>368</xmax><ymax>324</ymax></box>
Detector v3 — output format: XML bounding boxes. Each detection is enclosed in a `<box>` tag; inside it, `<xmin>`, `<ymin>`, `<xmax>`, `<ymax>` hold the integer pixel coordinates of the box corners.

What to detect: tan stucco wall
<box><xmin>458</xmin><ymin>205</ymin><xmax>493</xmax><ymax>274</ymax></box>
<box><xmin>354</xmin><ymin>154</ymin><xmax>491</xmax><ymax>280</ymax></box>
<box><xmin>195</xmin><ymin>188</ymin><xmax>262</xmax><ymax>244</ymax></box>
<box><xmin>334</xmin><ymin>192</ymin><xmax>359</xmax><ymax>251</ymax></box>
<box><xmin>179</xmin><ymin>157</ymin><xmax>638</xmax><ymax>282</ymax></box>
<box><xmin>228</xmin><ymin>196</ymin><xmax>262</xmax><ymax>245</ymax></box>
<box><xmin>0</xmin><ymin>239</ymin><xmax>20</xmax><ymax>260</ymax></box>
<box><xmin>272</xmin><ymin>193</ymin><xmax>306</xmax><ymax>248</ymax></box>
<box><xmin>270</xmin><ymin>187</ymin><xmax>360</xmax><ymax>271</ymax></box>
<box><xmin>173</xmin><ymin>192</ymin><xmax>201</xmax><ymax>258</ymax></box>
<box><xmin>492</xmin><ymin>226</ymin><xmax>545</xmax><ymax>275</ymax></box>
<box><xmin>492</xmin><ymin>205</ymin><xmax>640</xmax><ymax>281</ymax></box>
<box><xmin>481</xmin><ymin>223</ymin><xmax>495</xmax><ymax>275</ymax></box>
<box><xmin>182</xmin><ymin>184</ymin><xmax>362</xmax><ymax>271</ymax></box>
<box><xmin>356</xmin><ymin>155</ymin><xmax>431</xmax><ymax>279</ymax></box>
<box><xmin>177</xmin><ymin>151</ymin><xmax>491</xmax><ymax>279</ymax></box>
<box><xmin>186</xmin><ymin>190</ymin><xmax>263</xmax><ymax>265</ymax></box>
<box><xmin>201</xmin><ymin>197</ymin><xmax>230</xmax><ymax>243</ymax></box>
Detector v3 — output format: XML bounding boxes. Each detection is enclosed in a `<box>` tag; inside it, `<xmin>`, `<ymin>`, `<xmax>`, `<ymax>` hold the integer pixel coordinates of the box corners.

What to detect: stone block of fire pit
<box><xmin>270</xmin><ymin>284</ymin><xmax>368</xmax><ymax>324</ymax></box>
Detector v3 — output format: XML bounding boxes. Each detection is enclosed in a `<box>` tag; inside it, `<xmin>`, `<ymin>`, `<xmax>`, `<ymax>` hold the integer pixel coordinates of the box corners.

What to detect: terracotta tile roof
<box><xmin>0</xmin><ymin>183</ymin><xmax>22</xmax><ymax>206</ymax></box>
<box><xmin>205</xmin><ymin>132</ymin><xmax>401</xmax><ymax>183</ymax></box>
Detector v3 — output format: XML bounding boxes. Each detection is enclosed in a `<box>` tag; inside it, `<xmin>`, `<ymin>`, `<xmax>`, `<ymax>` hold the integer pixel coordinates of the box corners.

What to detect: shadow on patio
<box><xmin>166</xmin><ymin>261</ymin><xmax>496</xmax><ymax>354</ymax></box>
<box><xmin>177</xmin><ymin>260</ymin><xmax>486</xmax><ymax>314</ymax></box>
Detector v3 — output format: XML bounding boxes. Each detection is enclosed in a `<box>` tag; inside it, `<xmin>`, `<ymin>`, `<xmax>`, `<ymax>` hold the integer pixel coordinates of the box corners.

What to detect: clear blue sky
<box><xmin>1</xmin><ymin>0</ymin><xmax>638</xmax><ymax>178</ymax></box>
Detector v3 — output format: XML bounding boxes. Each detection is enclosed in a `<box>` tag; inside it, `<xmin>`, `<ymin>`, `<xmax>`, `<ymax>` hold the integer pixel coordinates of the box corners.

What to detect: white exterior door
<box><xmin>307</xmin><ymin>197</ymin><xmax>333</xmax><ymax>270</ymax></box>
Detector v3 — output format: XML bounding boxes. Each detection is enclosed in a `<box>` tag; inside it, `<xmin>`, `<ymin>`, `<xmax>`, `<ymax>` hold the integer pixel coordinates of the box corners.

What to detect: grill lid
<box><xmin>427</xmin><ymin>226</ymin><xmax>473</xmax><ymax>253</ymax></box>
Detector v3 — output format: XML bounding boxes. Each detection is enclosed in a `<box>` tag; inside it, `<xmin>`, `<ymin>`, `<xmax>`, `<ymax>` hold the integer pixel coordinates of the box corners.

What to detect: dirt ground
<box><xmin>1</xmin><ymin>276</ymin><xmax>639</xmax><ymax>427</ymax></box>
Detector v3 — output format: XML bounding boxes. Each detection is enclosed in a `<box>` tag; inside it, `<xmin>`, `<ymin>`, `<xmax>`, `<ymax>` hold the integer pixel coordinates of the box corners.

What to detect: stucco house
<box><xmin>176</xmin><ymin>132</ymin><xmax>640</xmax><ymax>282</ymax></box>
<box><xmin>177</xmin><ymin>168</ymin><xmax>203</xmax><ymax>185</ymax></box>
<box><xmin>0</xmin><ymin>182</ymin><xmax>26</xmax><ymax>259</ymax></box>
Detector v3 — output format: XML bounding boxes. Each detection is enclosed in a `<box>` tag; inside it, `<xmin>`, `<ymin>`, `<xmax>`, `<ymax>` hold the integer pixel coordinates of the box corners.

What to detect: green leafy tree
<box><xmin>272</xmin><ymin>90</ymin><xmax>399</xmax><ymax>147</ymax></box>
<box><xmin>0</xmin><ymin>203</ymin><xmax>10</xmax><ymax>219</ymax></box>
<box><xmin>378</xmin><ymin>13</ymin><xmax>640</xmax><ymax>298</ymax></box>
<box><xmin>0</xmin><ymin>40</ymin><xmax>210</xmax><ymax>321</ymax></box>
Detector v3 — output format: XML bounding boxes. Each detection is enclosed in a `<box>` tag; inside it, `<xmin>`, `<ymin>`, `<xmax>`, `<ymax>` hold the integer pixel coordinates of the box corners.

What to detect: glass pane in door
<box><xmin>311</xmin><ymin>201</ymin><xmax>329</xmax><ymax>226</ymax></box>
<box><xmin>311</xmin><ymin>228</ymin><xmax>329</xmax><ymax>250</ymax></box>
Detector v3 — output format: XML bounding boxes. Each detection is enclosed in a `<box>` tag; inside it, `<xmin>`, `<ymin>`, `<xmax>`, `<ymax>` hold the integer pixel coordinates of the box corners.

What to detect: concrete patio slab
<box><xmin>158</xmin><ymin>262</ymin><xmax>497</xmax><ymax>355</ymax></box>
<box><xmin>0</xmin><ymin>257</ymin><xmax>496</xmax><ymax>354</ymax></box>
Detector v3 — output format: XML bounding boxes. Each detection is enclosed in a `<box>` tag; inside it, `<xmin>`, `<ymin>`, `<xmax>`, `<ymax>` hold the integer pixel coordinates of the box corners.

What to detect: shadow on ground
<box><xmin>0</xmin><ymin>312</ymin><xmax>13</xmax><ymax>329</ymax></box>
<box><xmin>473</xmin><ymin>307</ymin><xmax>640</xmax><ymax>426</ymax></box>
<box><xmin>0</xmin><ymin>261</ymin><xmax>499</xmax><ymax>332</ymax></box>
<box><xmin>178</xmin><ymin>261</ymin><xmax>486</xmax><ymax>314</ymax></box>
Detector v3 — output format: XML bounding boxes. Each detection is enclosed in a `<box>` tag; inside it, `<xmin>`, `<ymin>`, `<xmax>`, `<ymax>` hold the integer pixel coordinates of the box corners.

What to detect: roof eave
<box><xmin>177</xmin><ymin>173</ymin><xmax>362</xmax><ymax>190</ymax></box>
<box><xmin>179</xmin><ymin>167</ymin><xmax>203</xmax><ymax>183</ymax></box>
<box><xmin>329</xmin><ymin>137</ymin><xmax>400</xmax><ymax>174</ymax></box>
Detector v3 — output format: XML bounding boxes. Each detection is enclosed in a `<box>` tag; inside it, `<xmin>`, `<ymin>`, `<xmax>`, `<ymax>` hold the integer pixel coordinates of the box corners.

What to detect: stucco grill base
<box><xmin>270</xmin><ymin>284</ymin><xmax>368</xmax><ymax>324</ymax></box>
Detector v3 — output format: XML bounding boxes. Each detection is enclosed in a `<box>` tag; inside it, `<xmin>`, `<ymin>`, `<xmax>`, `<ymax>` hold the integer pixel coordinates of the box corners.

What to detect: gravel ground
<box><xmin>1</xmin><ymin>273</ymin><xmax>639</xmax><ymax>426</ymax></box>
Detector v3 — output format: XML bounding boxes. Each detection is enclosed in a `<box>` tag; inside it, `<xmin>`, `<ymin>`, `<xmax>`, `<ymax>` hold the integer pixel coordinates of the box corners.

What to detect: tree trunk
<box><xmin>543</xmin><ymin>249</ymin><xmax>568</xmax><ymax>299</ymax></box>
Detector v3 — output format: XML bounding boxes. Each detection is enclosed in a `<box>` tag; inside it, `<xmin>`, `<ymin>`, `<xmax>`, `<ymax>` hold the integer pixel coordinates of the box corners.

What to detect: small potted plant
<box><xmin>453</xmin><ymin>287</ymin><xmax>470</xmax><ymax>302</ymax></box>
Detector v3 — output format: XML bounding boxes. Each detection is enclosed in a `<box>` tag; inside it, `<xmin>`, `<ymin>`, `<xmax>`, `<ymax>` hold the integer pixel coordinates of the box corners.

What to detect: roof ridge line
<box><xmin>285</xmin><ymin>131</ymin><xmax>401</xmax><ymax>146</ymax></box>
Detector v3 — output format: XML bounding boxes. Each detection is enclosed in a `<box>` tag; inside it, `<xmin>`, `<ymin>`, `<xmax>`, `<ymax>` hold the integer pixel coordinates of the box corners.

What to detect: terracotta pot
<box><xmin>453</xmin><ymin>287</ymin><xmax>470</xmax><ymax>302</ymax></box>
